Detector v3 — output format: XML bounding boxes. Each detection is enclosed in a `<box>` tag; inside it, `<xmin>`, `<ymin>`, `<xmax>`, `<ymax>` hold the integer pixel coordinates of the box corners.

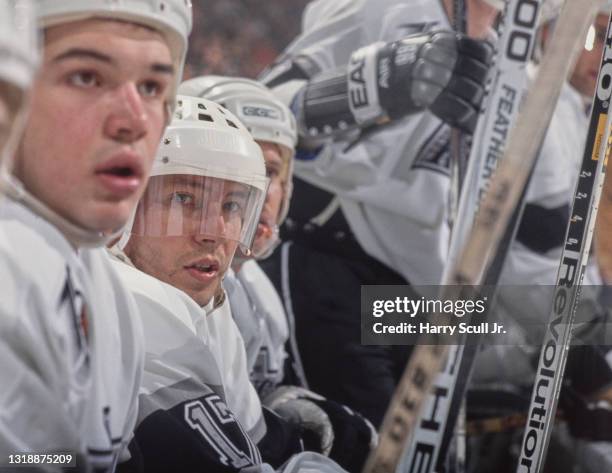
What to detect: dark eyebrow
<box><xmin>52</xmin><ymin>47</ymin><xmax>174</xmax><ymax>75</ymax></box>
<box><xmin>152</xmin><ymin>63</ymin><xmax>174</xmax><ymax>75</ymax></box>
<box><xmin>53</xmin><ymin>48</ymin><xmax>114</xmax><ymax>65</ymax></box>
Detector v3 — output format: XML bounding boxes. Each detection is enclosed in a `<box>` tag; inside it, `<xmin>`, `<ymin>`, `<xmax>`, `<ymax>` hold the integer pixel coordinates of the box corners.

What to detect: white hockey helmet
<box><xmin>179</xmin><ymin>76</ymin><xmax>297</xmax><ymax>159</ymax></box>
<box><xmin>179</xmin><ymin>75</ymin><xmax>298</xmax><ymax>258</ymax></box>
<box><xmin>127</xmin><ymin>95</ymin><xmax>268</xmax><ymax>253</ymax></box>
<box><xmin>35</xmin><ymin>0</ymin><xmax>193</xmax><ymax>108</ymax></box>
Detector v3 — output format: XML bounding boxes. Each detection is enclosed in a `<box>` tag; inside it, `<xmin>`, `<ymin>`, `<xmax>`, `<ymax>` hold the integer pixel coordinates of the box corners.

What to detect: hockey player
<box><xmin>113</xmin><ymin>95</ymin><xmax>353</xmax><ymax>472</ymax></box>
<box><xmin>0</xmin><ymin>0</ymin><xmax>37</xmax><ymax>165</ymax></box>
<box><xmin>0</xmin><ymin>1</ymin><xmax>192</xmax><ymax>470</ymax></box>
<box><xmin>118</xmin><ymin>95</ymin><xmax>273</xmax><ymax>451</ymax></box>
<box><xmin>178</xmin><ymin>75</ymin><xmax>303</xmax><ymax>394</ymax></box>
<box><xmin>178</xmin><ymin>77</ymin><xmax>378</xmax><ymax>471</ymax></box>
<box><xmin>257</xmin><ymin>0</ymin><xmax>498</xmax><ymax>427</ymax></box>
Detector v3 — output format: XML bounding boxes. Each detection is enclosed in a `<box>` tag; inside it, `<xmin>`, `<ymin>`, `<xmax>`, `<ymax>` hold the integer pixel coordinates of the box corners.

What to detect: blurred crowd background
<box><xmin>184</xmin><ymin>1</ymin><xmax>310</xmax><ymax>79</ymax></box>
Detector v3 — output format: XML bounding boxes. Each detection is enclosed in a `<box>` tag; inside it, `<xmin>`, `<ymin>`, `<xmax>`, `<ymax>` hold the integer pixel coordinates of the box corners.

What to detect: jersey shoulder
<box><xmin>111</xmin><ymin>257</ymin><xmax>201</xmax><ymax>332</ymax></box>
<box><xmin>207</xmin><ymin>296</ymin><xmax>267</xmax><ymax>442</ymax></box>
<box><xmin>0</xmin><ymin>202</ymin><xmax>71</xmax><ymax>328</ymax></box>
<box><xmin>109</xmin><ymin>256</ymin><xmax>225</xmax><ymax>393</ymax></box>
<box><xmin>238</xmin><ymin>261</ymin><xmax>289</xmax><ymax>342</ymax></box>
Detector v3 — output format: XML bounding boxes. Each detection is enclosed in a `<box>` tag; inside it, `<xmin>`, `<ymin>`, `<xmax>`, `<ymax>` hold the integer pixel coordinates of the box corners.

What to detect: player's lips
<box><xmin>94</xmin><ymin>152</ymin><xmax>145</xmax><ymax>197</ymax></box>
<box><xmin>185</xmin><ymin>258</ymin><xmax>220</xmax><ymax>283</ymax></box>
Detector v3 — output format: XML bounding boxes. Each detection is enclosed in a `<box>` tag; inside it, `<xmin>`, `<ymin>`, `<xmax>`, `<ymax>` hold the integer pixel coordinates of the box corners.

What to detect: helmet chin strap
<box><xmin>0</xmin><ymin>171</ymin><xmax>121</xmax><ymax>248</ymax></box>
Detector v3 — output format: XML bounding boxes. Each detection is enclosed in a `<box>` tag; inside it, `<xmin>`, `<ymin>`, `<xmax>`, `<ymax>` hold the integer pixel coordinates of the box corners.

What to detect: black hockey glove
<box><xmin>309</xmin><ymin>398</ymin><xmax>378</xmax><ymax>472</ymax></box>
<box><xmin>264</xmin><ymin>386</ymin><xmax>335</xmax><ymax>456</ymax></box>
<box><xmin>263</xmin><ymin>386</ymin><xmax>377</xmax><ymax>471</ymax></box>
<box><xmin>372</xmin><ymin>31</ymin><xmax>493</xmax><ymax>133</ymax></box>
<box><xmin>301</xmin><ymin>30</ymin><xmax>493</xmax><ymax>139</ymax></box>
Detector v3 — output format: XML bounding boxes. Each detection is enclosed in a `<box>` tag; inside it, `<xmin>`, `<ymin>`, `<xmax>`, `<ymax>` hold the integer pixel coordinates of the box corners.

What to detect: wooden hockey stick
<box><xmin>362</xmin><ymin>1</ymin><xmax>604</xmax><ymax>471</ymax></box>
<box><xmin>400</xmin><ymin>0</ymin><xmax>542</xmax><ymax>469</ymax></box>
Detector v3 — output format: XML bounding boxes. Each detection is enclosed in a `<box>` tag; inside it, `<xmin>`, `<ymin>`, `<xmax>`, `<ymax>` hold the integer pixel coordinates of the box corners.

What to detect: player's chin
<box><xmin>78</xmin><ymin>199</ymin><xmax>136</xmax><ymax>234</ymax></box>
<box><xmin>188</xmin><ymin>280</ymin><xmax>219</xmax><ymax>307</ymax></box>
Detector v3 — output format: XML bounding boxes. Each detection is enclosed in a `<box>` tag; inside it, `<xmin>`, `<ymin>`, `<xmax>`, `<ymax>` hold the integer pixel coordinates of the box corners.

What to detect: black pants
<box><xmin>260</xmin><ymin>240</ymin><xmax>413</xmax><ymax>427</ymax></box>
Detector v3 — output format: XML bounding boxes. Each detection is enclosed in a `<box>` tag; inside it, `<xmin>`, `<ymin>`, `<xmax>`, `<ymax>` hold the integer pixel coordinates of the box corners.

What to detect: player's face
<box><xmin>125</xmin><ymin>175</ymin><xmax>245</xmax><ymax>307</ymax></box>
<box><xmin>252</xmin><ymin>141</ymin><xmax>287</xmax><ymax>256</ymax></box>
<box><xmin>571</xmin><ymin>13</ymin><xmax>609</xmax><ymax>99</ymax></box>
<box><xmin>13</xmin><ymin>19</ymin><xmax>173</xmax><ymax>233</ymax></box>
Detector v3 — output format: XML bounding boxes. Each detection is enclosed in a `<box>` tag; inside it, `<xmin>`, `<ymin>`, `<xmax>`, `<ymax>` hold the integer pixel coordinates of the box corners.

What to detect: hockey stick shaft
<box><xmin>443</xmin><ymin>0</ymin><xmax>533</xmax><ymax>281</ymax></box>
<box><xmin>515</xmin><ymin>11</ymin><xmax>612</xmax><ymax>473</ymax></box>
<box><xmin>434</xmin><ymin>167</ymin><xmax>539</xmax><ymax>470</ymax></box>
<box><xmin>402</xmin><ymin>1</ymin><xmax>542</xmax><ymax>469</ymax></box>
<box><xmin>362</xmin><ymin>1</ymin><xmax>601</xmax><ymax>471</ymax></box>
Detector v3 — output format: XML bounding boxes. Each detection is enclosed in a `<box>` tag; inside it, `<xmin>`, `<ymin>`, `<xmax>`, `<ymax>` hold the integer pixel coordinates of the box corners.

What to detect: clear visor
<box><xmin>130</xmin><ymin>174</ymin><xmax>268</xmax><ymax>250</ymax></box>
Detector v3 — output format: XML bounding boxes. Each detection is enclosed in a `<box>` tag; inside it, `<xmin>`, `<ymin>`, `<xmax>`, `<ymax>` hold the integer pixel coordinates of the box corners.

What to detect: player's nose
<box><xmin>104</xmin><ymin>82</ymin><xmax>148</xmax><ymax>144</ymax></box>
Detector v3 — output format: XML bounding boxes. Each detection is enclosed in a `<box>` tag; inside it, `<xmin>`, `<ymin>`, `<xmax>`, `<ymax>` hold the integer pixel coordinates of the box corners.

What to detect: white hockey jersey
<box><xmin>264</xmin><ymin>0</ymin><xmax>454</xmax><ymax>285</ymax></box>
<box><xmin>0</xmin><ymin>199</ymin><xmax>144</xmax><ymax>472</ymax></box>
<box><xmin>207</xmin><ymin>287</ymin><xmax>267</xmax><ymax>441</ymax></box>
<box><xmin>110</xmin><ymin>256</ymin><xmax>266</xmax><ymax>444</ymax></box>
<box><xmin>225</xmin><ymin>261</ymin><xmax>290</xmax><ymax>398</ymax></box>
<box><xmin>110</xmin><ymin>255</ymin><xmax>350</xmax><ymax>472</ymax></box>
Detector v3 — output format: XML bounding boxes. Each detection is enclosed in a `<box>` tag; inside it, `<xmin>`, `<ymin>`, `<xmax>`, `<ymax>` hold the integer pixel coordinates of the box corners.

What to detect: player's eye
<box><xmin>170</xmin><ymin>192</ymin><xmax>195</xmax><ymax>206</ymax></box>
<box><xmin>138</xmin><ymin>80</ymin><xmax>164</xmax><ymax>98</ymax></box>
<box><xmin>67</xmin><ymin>70</ymin><xmax>100</xmax><ymax>88</ymax></box>
<box><xmin>266</xmin><ymin>166</ymin><xmax>281</xmax><ymax>179</ymax></box>
<box><xmin>222</xmin><ymin>200</ymin><xmax>244</xmax><ymax>215</ymax></box>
